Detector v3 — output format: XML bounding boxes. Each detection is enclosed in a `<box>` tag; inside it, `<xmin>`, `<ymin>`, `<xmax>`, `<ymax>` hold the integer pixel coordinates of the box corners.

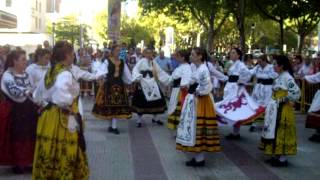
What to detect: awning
<box><xmin>0</xmin><ymin>10</ymin><xmax>17</xmax><ymax>28</ymax></box>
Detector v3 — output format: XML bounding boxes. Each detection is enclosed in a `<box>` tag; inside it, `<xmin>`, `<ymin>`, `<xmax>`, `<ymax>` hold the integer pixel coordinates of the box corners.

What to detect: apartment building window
<box><xmin>39</xmin><ymin>2</ymin><xmax>42</xmax><ymax>13</ymax></box>
<box><xmin>36</xmin><ymin>0</ymin><xmax>38</xmax><ymax>11</ymax></box>
<box><xmin>39</xmin><ymin>18</ymin><xmax>41</xmax><ymax>29</ymax></box>
<box><xmin>6</xmin><ymin>0</ymin><xmax>12</xmax><ymax>7</ymax></box>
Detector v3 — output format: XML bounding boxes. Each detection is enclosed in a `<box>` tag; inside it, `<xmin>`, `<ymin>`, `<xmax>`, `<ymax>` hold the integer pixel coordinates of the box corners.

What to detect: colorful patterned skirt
<box><xmin>167</xmin><ymin>89</ymin><xmax>188</xmax><ymax>130</ymax></box>
<box><xmin>32</xmin><ymin>104</ymin><xmax>89</xmax><ymax>180</ymax></box>
<box><xmin>176</xmin><ymin>95</ymin><xmax>221</xmax><ymax>152</ymax></box>
<box><xmin>92</xmin><ymin>78</ymin><xmax>131</xmax><ymax>120</ymax></box>
<box><xmin>0</xmin><ymin>98</ymin><xmax>38</xmax><ymax>166</ymax></box>
<box><xmin>131</xmin><ymin>85</ymin><xmax>167</xmax><ymax>115</ymax></box>
<box><xmin>261</xmin><ymin>90</ymin><xmax>297</xmax><ymax>156</ymax></box>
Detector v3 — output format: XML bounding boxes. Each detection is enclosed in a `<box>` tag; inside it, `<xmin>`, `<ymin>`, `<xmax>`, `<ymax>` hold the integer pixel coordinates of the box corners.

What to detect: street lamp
<box><xmin>52</xmin><ymin>14</ymin><xmax>57</xmax><ymax>46</ymax></box>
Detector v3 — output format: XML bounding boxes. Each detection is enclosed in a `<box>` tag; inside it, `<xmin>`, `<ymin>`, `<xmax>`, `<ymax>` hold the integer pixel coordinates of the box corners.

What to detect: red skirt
<box><xmin>0</xmin><ymin>99</ymin><xmax>38</xmax><ymax>166</ymax></box>
<box><xmin>0</xmin><ymin>99</ymin><xmax>13</xmax><ymax>164</ymax></box>
<box><xmin>306</xmin><ymin>111</ymin><xmax>320</xmax><ymax>129</ymax></box>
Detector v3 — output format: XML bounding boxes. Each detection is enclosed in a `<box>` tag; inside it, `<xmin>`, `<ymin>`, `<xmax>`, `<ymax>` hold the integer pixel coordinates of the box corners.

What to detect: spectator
<box><xmin>43</xmin><ymin>40</ymin><xmax>52</xmax><ymax>51</ymax></box>
<box><xmin>135</xmin><ymin>47</ymin><xmax>143</xmax><ymax>61</ymax></box>
<box><xmin>155</xmin><ymin>50</ymin><xmax>172</xmax><ymax>74</ymax></box>
<box><xmin>297</xmin><ymin>57</ymin><xmax>314</xmax><ymax>77</ymax></box>
<box><xmin>244</xmin><ymin>54</ymin><xmax>254</xmax><ymax>69</ymax></box>
<box><xmin>293</xmin><ymin>54</ymin><xmax>303</xmax><ymax>75</ymax></box>
<box><xmin>170</xmin><ymin>52</ymin><xmax>180</xmax><ymax>71</ymax></box>
<box><xmin>119</xmin><ymin>42</ymin><xmax>127</xmax><ymax>61</ymax></box>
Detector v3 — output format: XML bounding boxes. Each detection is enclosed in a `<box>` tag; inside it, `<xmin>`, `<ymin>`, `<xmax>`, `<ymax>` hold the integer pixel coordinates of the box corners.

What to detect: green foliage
<box><xmin>47</xmin><ymin>15</ymin><xmax>89</xmax><ymax>47</ymax></box>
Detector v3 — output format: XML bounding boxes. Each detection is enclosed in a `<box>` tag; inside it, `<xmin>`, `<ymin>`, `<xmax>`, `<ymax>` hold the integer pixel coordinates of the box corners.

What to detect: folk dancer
<box><xmin>167</xmin><ymin>50</ymin><xmax>192</xmax><ymax>130</ymax></box>
<box><xmin>249</xmin><ymin>55</ymin><xmax>278</xmax><ymax>132</ymax></box>
<box><xmin>176</xmin><ymin>47</ymin><xmax>220</xmax><ymax>167</ymax></box>
<box><xmin>132</xmin><ymin>49</ymin><xmax>170</xmax><ymax>127</ymax></box>
<box><xmin>32</xmin><ymin>41</ymin><xmax>104</xmax><ymax>179</ymax></box>
<box><xmin>260</xmin><ymin>55</ymin><xmax>300</xmax><ymax>167</ymax></box>
<box><xmin>26</xmin><ymin>48</ymin><xmax>51</xmax><ymax>91</ymax></box>
<box><xmin>215</xmin><ymin>48</ymin><xmax>265</xmax><ymax>140</ymax></box>
<box><xmin>0</xmin><ymin>50</ymin><xmax>39</xmax><ymax>174</ymax></box>
<box><xmin>304</xmin><ymin>72</ymin><xmax>320</xmax><ymax>142</ymax></box>
<box><xmin>92</xmin><ymin>44</ymin><xmax>132</xmax><ymax>134</ymax></box>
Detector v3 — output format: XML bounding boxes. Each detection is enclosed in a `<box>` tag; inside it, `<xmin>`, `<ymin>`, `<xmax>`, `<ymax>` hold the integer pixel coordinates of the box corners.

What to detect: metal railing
<box><xmin>297</xmin><ymin>79</ymin><xmax>320</xmax><ymax>113</ymax></box>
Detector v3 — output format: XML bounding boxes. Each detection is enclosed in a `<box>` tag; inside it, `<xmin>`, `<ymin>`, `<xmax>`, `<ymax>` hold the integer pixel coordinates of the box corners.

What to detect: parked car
<box><xmin>252</xmin><ymin>49</ymin><xmax>263</xmax><ymax>57</ymax></box>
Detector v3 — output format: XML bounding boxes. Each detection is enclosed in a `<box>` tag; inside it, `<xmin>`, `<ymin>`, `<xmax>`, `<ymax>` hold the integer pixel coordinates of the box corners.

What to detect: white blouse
<box><xmin>33</xmin><ymin>64</ymin><xmax>103</xmax><ymax>108</ymax></box>
<box><xmin>191</xmin><ymin>63</ymin><xmax>212</xmax><ymax>96</ymax></box>
<box><xmin>98</xmin><ymin>59</ymin><xmax>133</xmax><ymax>85</ymax></box>
<box><xmin>227</xmin><ymin>60</ymin><xmax>252</xmax><ymax>84</ymax></box>
<box><xmin>170</xmin><ymin>63</ymin><xmax>192</xmax><ymax>87</ymax></box>
<box><xmin>305</xmin><ymin>72</ymin><xmax>320</xmax><ymax>84</ymax></box>
<box><xmin>1</xmin><ymin>69</ymin><xmax>32</xmax><ymax>103</ymax></box>
<box><xmin>191</xmin><ymin>62</ymin><xmax>228</xmax><ymax>82</ymax></box>
<box><xmin>26</xmin><ymin>63</ymin><xmax>50</xmax><ymax>91</ymax></box>
<box><xmin>250</xmin><ymin>64</ymin><xmax>278</xmax><ymax>79</ymax></box>
<box><xmin>273</xmin><ymin>71</ymin><xmax>300</xmax><ymax>101</ymax></box>
<box><xmin>132</xmin><ymin>58</ymin><xmax>170</xmax><ymax>85</ymax></box>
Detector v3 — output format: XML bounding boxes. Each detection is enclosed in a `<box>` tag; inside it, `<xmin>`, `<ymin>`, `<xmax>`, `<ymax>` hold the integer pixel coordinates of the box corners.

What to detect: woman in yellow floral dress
<box><xmin>261</xmin><ymin>55</ymin><xmax>300</xmax><ymax>167</ymax></box>
<box><xmin>32</xmin><ymin>41</ymin><xmax>103</xmax><ymax>179</ymax></box>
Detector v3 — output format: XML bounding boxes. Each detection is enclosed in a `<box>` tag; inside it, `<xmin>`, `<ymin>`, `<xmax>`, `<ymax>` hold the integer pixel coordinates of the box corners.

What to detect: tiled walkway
<box><xmin>1</xmin><ymin>97</ymin><xmax>320</xmax><ymax>180</ymax></box>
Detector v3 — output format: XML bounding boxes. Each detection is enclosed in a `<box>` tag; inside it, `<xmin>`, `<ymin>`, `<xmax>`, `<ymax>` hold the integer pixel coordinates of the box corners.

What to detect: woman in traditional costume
<box><xmin>91</xmin><ymin>49</ymin><xmax>104</xmax><ymax>96</ymax></box>
<box><xmin>260</xmin><ymin>55</ymin><xmax>300</xmax><ymax>167</ymax></box>
<box><xmin>26</xmin><ymin>48</ymin><xmax>51</xmax><ymax>91</ymax></box>
<box><xmin>92</xmin><ymin>44</ymin><xmax>132</xmax><ymax>134</ymax></box>
<box><xmin>0</xmin><ymin>50</ymin><xmax>38</xmax><ymax>174</ymax></box>
<box><xmin>304</xmin><ymin>72</ymin><xmax>320</xmax><ymax>142</ymax></box>
<box><xmin>176</xmin><ymin>47</ymin><xmax>220</xmax><ymax>167</ymax></box>
<box><xmin>132</xmin><ymin>49</ymin><xmax>170</xmax><ymax>127</ymax></box>
<box><xmin>32</xmin><ymin>41</ymin><xmax>103</xmax><ymax>179</ymax></box>
<box><xmin>167</xmin><ymin>49</ymin><xmax>192</xmax><ymax>130</ymax></box>
<box><xmin>249</xmin><ymin>55</ymin><xmax>278</xmax><ymax>132</ymax></box>
<box><xmin>215</xmin><ymin>48</ymin><xmax>264</xmax><ymax>140</ymax></box>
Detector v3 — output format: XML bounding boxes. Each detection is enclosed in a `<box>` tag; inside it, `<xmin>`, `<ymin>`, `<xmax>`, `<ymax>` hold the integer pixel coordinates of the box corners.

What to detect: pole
<box><xmin>80</xmin><ymin>23</ymin><xmax>83</xmax><ymax>48</ymax></box>
<box><xmin>52</xmin><ymin>22</ymin><xmax>56</xmax><ymax>45</ymax></box>
<box><xmin>52</xmin><ymin>0</ymin><xmax>56</xmax><ymax>46</ymax></box>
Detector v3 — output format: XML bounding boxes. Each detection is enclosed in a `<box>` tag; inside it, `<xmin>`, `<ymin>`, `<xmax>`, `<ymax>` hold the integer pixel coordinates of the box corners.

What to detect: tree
<box><xmin>255</xmin><ymin>0</ymin><xmax>292</xmax><ymax>52</ymax></box>
<box><xmin>47</xmin><ymin>15</ymin><xmax>89</xmax><ymax>47</ymax></box>
<box><xmin>120</xmin><ymin>15</ymin><xmax>154</xmax><ymax>48</ymax></box>
<box><xmin>286</xmin><ymin>0</ymin><xmax>320</xmax><ymax>54</ymax></box>
<box><xmin>226</xmin><ymin>0</ymin><xmax>246</xmax><ymax>52</ymax></box>
<box><xmin>139</xmin><ymin>0</ymin><xmax>230</xmax><ymax>51</ymax></box>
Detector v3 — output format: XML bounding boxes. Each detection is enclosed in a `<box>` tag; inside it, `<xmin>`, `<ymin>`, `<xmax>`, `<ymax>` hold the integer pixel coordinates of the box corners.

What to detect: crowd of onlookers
<box><xmin>1</xmin><ymin>41</ymin><xmax>320</xmax><ymax>95</ymax></box>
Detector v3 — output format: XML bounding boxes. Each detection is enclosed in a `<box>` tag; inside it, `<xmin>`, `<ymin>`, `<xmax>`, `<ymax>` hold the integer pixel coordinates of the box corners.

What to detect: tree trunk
<box><xmin>279</xmin><ymin>18</ymin><xmax>284</xmax><ymax>53</ymax></box>
<box><xmin>207</xmin><ymin>16</ymin><xmax>215</xmax><ymax>51</ymax></box>
<box><xmin>298</xmin><ymin>34</ymin><xmax>306</xmax><ymax>54</ymax></box>
<box><xmin>238</xmin><ymin>0</ymin><xmax>246</xmax><ymax>53</ymax></box>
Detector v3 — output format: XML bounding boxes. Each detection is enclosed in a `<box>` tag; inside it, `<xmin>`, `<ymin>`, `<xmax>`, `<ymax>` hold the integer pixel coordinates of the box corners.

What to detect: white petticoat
<box><xmin>309</xmin><ymin>90</ymin><xmax>320</xmax><ymax>113</ymax></box>
<box><xmin>215</xmin><ymin>87</ymin><xmax>265</xmax><ymax>126</ymax></box>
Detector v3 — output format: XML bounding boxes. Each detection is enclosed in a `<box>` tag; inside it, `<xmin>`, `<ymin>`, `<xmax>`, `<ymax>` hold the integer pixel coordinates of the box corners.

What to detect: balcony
<box><xmin>0</xmin><ymin>10</ymin><xmax>17</xmax><ymax>28</ymax></box>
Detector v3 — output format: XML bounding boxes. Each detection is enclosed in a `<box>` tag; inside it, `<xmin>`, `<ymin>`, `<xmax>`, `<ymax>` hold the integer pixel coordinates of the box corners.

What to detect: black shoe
<box><xmin>185</xmin><ymin>158</ymin><xmax>205</xmax><ymax>167</ymax></box>
<box><xmin>152</xmin><ymin>119</ymin><xmax>157</xmax><ymax>123</ymax></box>
<box><xmin>136</xmin><ymin>123</ymin><xmax>142</xmax><ymax>128</ymax></box>
<box><xmin>226</xmin><ymin>133</ymin><xmax>241</xmax><ymax>140</ymax></box>
<box><xmin>108</xmin><ymin>127</ymin><xmax>113</xmax><ymax>133</ymax></box>
<box><xmin>271</xmin><ymin>159</ymin><xmax>288</xmax><ymax>167</ymax></box>
<box><xmin>12</xmin><ymin>166</ymin><xmax>24</xmax><ymax>174</ymax></box>
<box><xmin>156</xmin><ymin>120</ymin><xmax>163</xmax><ymax>126</ymax></box>
<box><xmin>112</xmin><ymin>128</ymin><xmax>120</xmax><ymax>135</ymax></box>
<box><xmin>308</xmin><ymin>134</ymin><xmax>320</xmax><ymax>142</ymax></box>
<box><xmin>249</xmin><ymin>126</ymin><xmax>256</xmax><ymax>132</ymax></box>
<box><xmin>265</xmin><ymin>157</ymin><xmax>276</xmax><ymax>164</ymax></box>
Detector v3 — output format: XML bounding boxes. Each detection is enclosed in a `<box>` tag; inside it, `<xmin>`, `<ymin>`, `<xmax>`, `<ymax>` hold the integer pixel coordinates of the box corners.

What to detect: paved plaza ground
<box><xmin>1</xmin><ymin>96</ymin><xmax>320</xmax><ymax>180</ymax></box>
